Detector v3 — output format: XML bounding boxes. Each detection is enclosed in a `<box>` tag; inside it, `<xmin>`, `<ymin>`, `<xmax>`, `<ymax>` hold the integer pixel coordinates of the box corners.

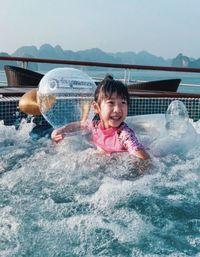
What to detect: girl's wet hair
<box><xmin>94</xmin><ymin>74</ymin><xmax>129</xmax><ymax>105</ymax></box>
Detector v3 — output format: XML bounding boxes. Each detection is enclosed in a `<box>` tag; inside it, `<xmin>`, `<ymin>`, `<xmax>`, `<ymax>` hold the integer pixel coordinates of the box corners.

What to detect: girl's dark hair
<box><xmin>94</xmin><ymin>74</ymin><xmax>129</xmax><ymax>105</ymax></box>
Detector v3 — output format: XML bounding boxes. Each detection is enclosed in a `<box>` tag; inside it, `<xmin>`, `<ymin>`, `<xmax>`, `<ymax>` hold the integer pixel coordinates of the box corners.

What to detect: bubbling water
<box><xmin>127</xmin><ymin>101</ymin><xmax>199</xmax><ymax>157</ymax></box>
<box><xmin>165</xmin><ymin>100</ymin><xmax>189</xmax><ymax>137</ymax></box>
<box><xmin>1</xmin><ymin>113</ymin><xmax>200</xmax><ymax>256</ymax></box>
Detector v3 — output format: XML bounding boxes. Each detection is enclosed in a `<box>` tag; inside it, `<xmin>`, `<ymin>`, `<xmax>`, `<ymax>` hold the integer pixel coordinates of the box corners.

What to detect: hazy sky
<box><xmin>0</xmin><ymin>0</ymin><xmax>199</xmax><ymax>59</ymax></box>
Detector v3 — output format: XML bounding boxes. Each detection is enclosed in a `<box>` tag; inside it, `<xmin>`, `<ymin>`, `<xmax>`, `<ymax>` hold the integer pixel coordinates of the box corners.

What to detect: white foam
<box><xmin>127</xmin><ymin>113</ymin><xmax>200</xmax><ymax>157</ymax></box>
<box><xmin>0</xmin><ymin>114</ymin><xmax>200</xmax><ymax>255</ymax></box>
<box><xmin>0</xmin><ymin>206</ymin><xmax>20</xmax><ymax>256</ymax></box>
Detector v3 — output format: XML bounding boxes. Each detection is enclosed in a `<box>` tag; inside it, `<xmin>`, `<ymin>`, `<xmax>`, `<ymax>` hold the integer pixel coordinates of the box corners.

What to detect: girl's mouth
<box><xmin>111</xmin><ymin>116</ymin><xmax>121</xmax><ymax>120</ymax></box>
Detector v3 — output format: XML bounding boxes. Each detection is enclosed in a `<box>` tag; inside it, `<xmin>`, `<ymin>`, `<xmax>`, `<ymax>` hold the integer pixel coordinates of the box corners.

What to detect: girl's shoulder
<box><xmin>118</xmin><ymin>122</ymin><xmax>144</xmax><ymax>149</ymax></box>
<box><xmin>118</xmin><ymin>122</ymin><xmax>135</xmax><ymax>135</ymax></box>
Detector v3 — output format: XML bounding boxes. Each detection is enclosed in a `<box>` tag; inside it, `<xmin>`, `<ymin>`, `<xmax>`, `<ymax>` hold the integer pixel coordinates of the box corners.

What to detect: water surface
<box><xmin>0</xmin><ymin>120</ymin><xmax>200</xmax><ymax>256</ymax></box>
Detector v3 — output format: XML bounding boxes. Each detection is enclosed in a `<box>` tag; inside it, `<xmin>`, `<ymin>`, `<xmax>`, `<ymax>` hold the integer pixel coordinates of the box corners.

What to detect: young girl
<box><xmin>51</xmin><ymin>75</ymin><xmax>150</xmax><ymax>160</ymax></box>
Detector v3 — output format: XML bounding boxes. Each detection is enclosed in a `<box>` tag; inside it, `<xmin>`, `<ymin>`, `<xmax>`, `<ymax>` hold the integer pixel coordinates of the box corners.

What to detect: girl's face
<box><xmin>93</xmin><ymin>93</ymin><xmax>128</xmax><ymax>129</ymax></box>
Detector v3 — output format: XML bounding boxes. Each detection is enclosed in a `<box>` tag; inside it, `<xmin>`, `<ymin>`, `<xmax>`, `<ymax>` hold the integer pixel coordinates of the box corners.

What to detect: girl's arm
<box><xmin>51</xmin><ymin>102</ymin><xmax>91</xmax><ymax>143</ymax></box>
<box><xmin>120</xmin><ymin>125</ymin><xmax>150</xmax><ymax>160</ymax></box>
<box><xmin>51</xmin><ymin>121</ymin><xmax>81</xmax><ymax>143</ymax></box>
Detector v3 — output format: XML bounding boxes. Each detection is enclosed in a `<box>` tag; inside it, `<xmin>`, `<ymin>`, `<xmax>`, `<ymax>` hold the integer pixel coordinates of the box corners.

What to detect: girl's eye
<box><xmin>107</xmin><ymin>101</ymin><xmax>114</xmax><ymax>105</ymax></box>
<box><xmin>122</xmin><ymin>100</ymin><xmax>127</xmax><ymax>104</ymax></box>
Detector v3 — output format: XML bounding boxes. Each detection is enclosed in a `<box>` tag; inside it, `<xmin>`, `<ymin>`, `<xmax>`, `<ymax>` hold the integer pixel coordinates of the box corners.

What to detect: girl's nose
<box><xmin>113</xmin><ymin>104</ymin><xmax>121</xmax><ymax>112</ymax></box>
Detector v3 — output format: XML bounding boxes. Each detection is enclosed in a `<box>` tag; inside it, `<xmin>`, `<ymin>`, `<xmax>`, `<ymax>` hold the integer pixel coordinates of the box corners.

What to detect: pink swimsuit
<box><xmin>83</xmin><ymin>120</ymin><xmax>144</xmax><ymax>154</ymax></box>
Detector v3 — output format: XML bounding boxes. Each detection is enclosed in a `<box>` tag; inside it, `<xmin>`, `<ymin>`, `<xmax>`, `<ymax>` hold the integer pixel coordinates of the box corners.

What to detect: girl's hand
<box><xmin>51</xmin><ymin>129</ymin><xmax>64</xmax><ymax>143</ymax></box>
<box><xmin>134</xmin><ymin>149</ymin><xmax>150</xmax><ymax>160</ymax></box>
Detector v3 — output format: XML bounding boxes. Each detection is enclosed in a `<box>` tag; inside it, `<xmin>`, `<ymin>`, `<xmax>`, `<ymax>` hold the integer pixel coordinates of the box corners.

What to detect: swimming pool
<box><xmin>1</xmin><ymin>113</ymin><xmax>200</xmax><ymax>256</ymax></box>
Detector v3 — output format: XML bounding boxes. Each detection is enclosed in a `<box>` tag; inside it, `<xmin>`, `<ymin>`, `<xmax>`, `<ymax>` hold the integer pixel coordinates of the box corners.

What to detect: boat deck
<box><xmin>0</xmin><ymin>86</ymin><xmax>36</xmax><ymax>97</ymax></box>
<box><xmin>1</xmin><ymin>57</ymin><xmax>200</xmax><ymax>126</ymax></box>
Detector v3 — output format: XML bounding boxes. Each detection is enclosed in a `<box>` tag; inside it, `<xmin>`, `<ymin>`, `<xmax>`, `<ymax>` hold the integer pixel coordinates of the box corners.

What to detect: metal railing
<box><xmin>1</xmin><ymin>55</ymin><xmax>200</xmax><ymax>73</ymax></box>
<box><xmin>1</xmin><ymin>55</ymin><xmax>200</xmax><ymax>94</ymax></box>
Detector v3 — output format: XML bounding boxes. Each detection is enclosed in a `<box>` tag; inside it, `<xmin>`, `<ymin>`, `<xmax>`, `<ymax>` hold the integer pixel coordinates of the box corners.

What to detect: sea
<box><xmin>1</xmin><ymin>68</ymin><xmax>200</xmax><ymax>94</ymax></box>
